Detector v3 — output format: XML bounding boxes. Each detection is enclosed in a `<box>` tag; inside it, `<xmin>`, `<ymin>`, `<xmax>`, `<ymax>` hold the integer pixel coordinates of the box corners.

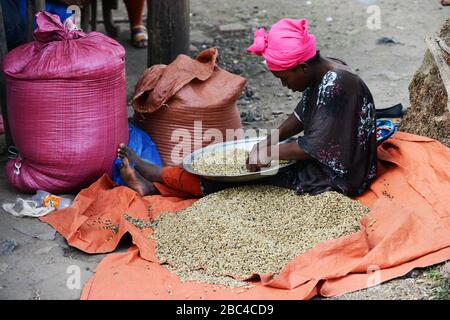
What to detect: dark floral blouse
<box><xmin>292</xmin><ymin>68</ymin><xmax>377</xmax><ymax>196</ymax></box>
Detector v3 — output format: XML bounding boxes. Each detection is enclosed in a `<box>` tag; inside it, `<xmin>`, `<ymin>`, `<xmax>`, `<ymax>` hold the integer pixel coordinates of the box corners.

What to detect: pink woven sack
<box><xmin>3</xmin><ymin>12</ymin><xmax>128</xmax><ymax>193</ymax></box>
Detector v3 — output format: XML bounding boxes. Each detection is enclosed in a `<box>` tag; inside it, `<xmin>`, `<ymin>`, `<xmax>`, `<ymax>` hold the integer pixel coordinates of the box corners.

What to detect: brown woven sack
<box><xmin>132</xmin><ymin>48</ymin><xmax>245</xmax><ymax>166</ymax></box>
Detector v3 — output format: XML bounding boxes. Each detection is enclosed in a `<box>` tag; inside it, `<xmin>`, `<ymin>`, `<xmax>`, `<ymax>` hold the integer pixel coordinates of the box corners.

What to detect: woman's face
<box><xmin>271</xmin><ymin>64</ymin><xmax>311</xmax><ymax>92</ymax></box>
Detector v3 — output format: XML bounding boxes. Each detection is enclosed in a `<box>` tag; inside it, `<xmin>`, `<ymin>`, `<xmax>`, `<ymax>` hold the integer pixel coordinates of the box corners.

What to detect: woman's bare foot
<box><xmin>442</xmin><ymin>0</ymin><xmax>450</xmax><ymax>6</ymax></box>
<box><xmin>117</xmin><ymin>144</ymin><xmax>163</xmax><ymax>183</ymax></box>
<box><xmin>118</xmin><ymin>143</ymin><xmax>140</xmax><ymax>165</ymax></box>
<box><xmin>120</xmin><ymin>158</ymin><xmax>157</xmax><ymax>196</ymax></box>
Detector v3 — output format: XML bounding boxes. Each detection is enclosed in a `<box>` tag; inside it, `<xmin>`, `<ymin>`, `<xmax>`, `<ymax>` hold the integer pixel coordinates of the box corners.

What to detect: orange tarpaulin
<box><xmin>40</xmin><ymin>132</ymin><xmax>450</xmax><ymax>299</ymax></box>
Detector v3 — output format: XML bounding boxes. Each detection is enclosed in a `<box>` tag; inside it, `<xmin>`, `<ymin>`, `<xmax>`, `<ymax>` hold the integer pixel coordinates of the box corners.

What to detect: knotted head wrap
<box><xmin>247</xmin><ymin>18</ymin><xmax>317</xmax><ymax>71</ymax></box>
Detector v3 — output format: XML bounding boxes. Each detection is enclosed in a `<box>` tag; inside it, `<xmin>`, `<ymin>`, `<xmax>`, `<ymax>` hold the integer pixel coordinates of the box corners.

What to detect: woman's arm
<box><xmin>246</xmin><ymin>113</ymin><xmax>305</xmax><ymax>171</ymax></box>
<box><xmin>278</xmin><ymin>113</ymin><xmax>304</xmax><ymax>142</ymax></box>
<box><xmin>263</xmin><ymin>113</ymin><xmax>304</xmax><ymax>147</ymax></box>
<box><xmin>246</xmin><ymin>140</ymin><xmax>310</xmax><ymax>172</ymax></box>
<box><xmin>277</xmin><ymin>141</ymin><xmax>310</xmax><ymax>161</ymax></box>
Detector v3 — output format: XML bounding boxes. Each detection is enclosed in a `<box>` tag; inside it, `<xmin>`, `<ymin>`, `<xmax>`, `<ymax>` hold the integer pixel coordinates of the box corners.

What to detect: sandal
<box><xmin>131</xmin><ymin>25</ymin><xmax>148</xmax><ymax>49</ymax></box>
<box><xmin>376</xmin><ymin>119</ymin><xmax>397</xmax><ymax>145</ymax></box>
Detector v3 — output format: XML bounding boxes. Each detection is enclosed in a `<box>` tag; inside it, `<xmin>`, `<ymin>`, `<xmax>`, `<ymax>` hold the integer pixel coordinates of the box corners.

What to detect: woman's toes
<box><xmin>119</xmin><ymin>143</ymin><xmax>128</xmax><ymax>152</ymax></box>
<box><xmin>117</xmin><ymin>144</ymin><xmax>129</xmax><ymax>158</ymax></box>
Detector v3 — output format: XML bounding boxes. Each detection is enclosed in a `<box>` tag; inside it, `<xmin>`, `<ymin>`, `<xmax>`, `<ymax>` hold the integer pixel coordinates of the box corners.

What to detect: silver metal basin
<box><xmin>182</xmin><ymin>137</ymin><xmax>297</xmax><ymax>182</ymax></box>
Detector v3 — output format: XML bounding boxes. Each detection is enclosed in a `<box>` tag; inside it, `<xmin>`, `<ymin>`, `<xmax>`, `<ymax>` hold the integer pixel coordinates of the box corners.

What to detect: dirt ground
<box><xmin>0</xmin><ymin>0</ymin><xmax>449</xmax><ymax>300</ymax></box>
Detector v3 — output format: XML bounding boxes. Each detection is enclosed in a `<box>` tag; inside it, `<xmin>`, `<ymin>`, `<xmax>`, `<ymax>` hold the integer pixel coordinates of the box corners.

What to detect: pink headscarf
<box><xmin>247</xmin><ymin>18</ymin><xmax>317</xmax><ymax>71</ymax></box>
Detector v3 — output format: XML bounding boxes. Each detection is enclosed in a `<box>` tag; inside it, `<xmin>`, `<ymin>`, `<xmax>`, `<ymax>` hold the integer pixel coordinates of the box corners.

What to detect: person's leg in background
<box><xmin>123</xmin><ymin>0</ymin><xmax>148</xmax><ymax>48</ymax></box>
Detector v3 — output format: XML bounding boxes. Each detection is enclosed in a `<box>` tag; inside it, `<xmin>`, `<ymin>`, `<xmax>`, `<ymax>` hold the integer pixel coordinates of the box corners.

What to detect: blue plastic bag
<box><xmin>6</xmin><ymin>0</ymin><xmax>73</xmax><ymax>50</ymax></box>
<box><xmin>112</xmin><ymin>123</ymin><xmax>163</xmax><ymax>186</ymax></box>
<box><xmin>44</xmin><ymin>0</ymin><xmax>74</xmax><ymax>22</ymax></box>
<box><xmin>19</xmin><ymin>0</ymin><xmax>73</xmax><ymax>26</ymax></box>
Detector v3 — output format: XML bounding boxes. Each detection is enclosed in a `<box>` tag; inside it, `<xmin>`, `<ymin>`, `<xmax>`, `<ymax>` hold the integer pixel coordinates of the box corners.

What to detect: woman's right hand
<box><xmin>246</xmin><ymin>141</ymin><xmax>271</xmax><ymax>172</ymax></box>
